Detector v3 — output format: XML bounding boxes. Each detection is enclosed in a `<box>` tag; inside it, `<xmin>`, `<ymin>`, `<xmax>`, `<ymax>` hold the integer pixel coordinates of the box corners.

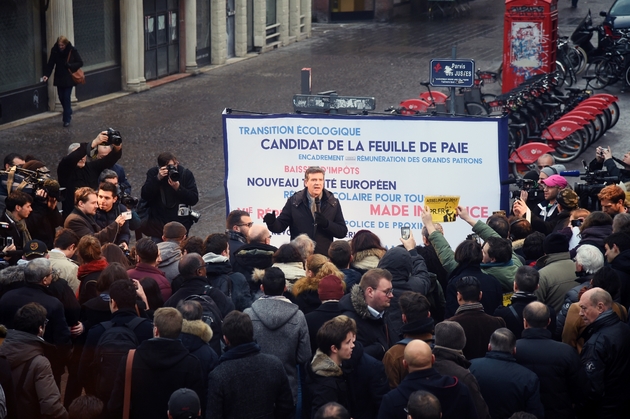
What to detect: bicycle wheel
<box><xmin>608</xmin><ymin>101</ymin><xmax>620</xmax><ymax>128</ymax></box>
<box><xmin>550</xmin><ymin>130</ymin><xmax>586</xmax><ymax>163</ymax></box>
<box><xmin>465</xmin><ymin>102</ymin><xmax>488</xmax><ymax>116</ymax></box>
<box><xmin>594</xmin><ymin>58</ymin><xmax>615</xmax><ymax>88</ymax></box>
<box><xmin>558</xmin><ymin>59</ymin><xmax>575</xmax><ymax>87</ymax></box>
<box><xmin>626</xmin><ymin>63</ymin><xmax>630</xmax><ymax>87</ymax></box>
<box><xmin>555</xmin><ymin>61</ymin><xmax>567</xmax><ymax>87</ymax></box>
<box><xmin>574</xmin><ymin>46</ymin><xmax>588</xmax><ymax>75</ymax></box>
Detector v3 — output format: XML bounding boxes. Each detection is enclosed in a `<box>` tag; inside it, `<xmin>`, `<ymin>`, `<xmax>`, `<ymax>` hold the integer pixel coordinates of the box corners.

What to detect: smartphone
<box><xmin>6</xmin><ymin>237</ymin><xmax>13</xmax><ymax>247</ymax></box>
<box><xmin>122</xmin><ymin>211</ymin><xmax>132</xmax><ymax>220</ymax></box>
<box><xmin>401</xmin><ymin>226</ymin><xmax>410</xmax><ymax>240</ymax></box>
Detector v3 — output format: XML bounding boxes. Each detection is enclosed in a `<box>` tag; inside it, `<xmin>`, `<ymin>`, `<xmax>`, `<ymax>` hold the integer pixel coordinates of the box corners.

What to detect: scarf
<box><xmin>78</xmin><ymin>257</ymin><xmax>109</xmax><ymax>279</ymax></box>
<box><xmin>15</xmin><ymin>219</ymin><xmax>32</xmax><ymax>247</ymax></box>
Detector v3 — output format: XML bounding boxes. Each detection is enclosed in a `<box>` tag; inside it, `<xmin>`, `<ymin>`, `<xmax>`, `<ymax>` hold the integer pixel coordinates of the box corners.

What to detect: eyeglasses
<box><xmin>237</xmin><ymin>222</ymin><xmax>254</xmax><ymax>228</ymax></box>
<box><xmin>374</xmin><ymin>287</ymin><xmax>394</xmax><ymax>297</ymax></box>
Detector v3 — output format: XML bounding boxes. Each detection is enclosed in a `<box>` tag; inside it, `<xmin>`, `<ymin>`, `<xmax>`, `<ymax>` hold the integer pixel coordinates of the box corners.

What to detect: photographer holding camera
<box><xmin>140</xmin><ymin>152</ymin><xmax>199</xmax><ymax>241</ymax></box>
<box><xmin>57</xmin><ymin>130</ymin><xmax>122</xmax><ymax>219</ymax></box>
<box><xmin>590</xmin><ymin>146</ymin><xmax>630</xmax><ymax>183</ymax></box>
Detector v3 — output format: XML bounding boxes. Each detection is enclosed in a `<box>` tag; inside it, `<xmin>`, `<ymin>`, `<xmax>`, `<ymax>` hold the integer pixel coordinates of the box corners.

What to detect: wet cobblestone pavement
<box><xmin>0</xmin><ymin>0</ymin><xmax>627</xmax><ymax>238</ymax></box>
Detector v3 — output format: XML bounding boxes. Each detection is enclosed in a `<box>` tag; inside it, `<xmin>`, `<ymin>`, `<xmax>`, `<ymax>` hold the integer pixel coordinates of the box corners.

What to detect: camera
<box><xmin>105</xmin><ymin>128</ymin><xmax>122</xmax><ymax>146</ymax></box>
<box><xmin>116</xmin><ymin>185</ymin><xmax>139</xmax><ymax>209</ymax></box>
<box><xmin>509</xmin><ymin>178</ymin><xmax>542</xmax><ymax>200</ymax></box>
<box><xmin>571</xmin><ymin>160</ymin><xmax>622</xmax><ymax>211</ymax></box>
<box><xmin>571</xmin><ymin>219</ymin><xmax>583</xmax><ymax>227</ymax></box>
<box><xmin>167</xmin><ymin>164</ymin><xmax>180</xmax><ymax>182</ymax></box>
<box><xmin>190</xmin><ymin>210</ymin><xmax>201</xmax><ymax>223</ymax></box>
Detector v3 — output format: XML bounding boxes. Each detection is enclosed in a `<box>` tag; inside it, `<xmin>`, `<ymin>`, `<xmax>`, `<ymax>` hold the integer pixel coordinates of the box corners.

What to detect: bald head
<box><xmin>248</xmin><ymin>225</ymin><xmax>271</xmax><ymax>244</ymax></box>
<box><xmin>178</xmin><ymin>252</ymin><xmax>205</xmax><ymax>277</ymax></box>
<box><xmin>523</xmin><ymin>301</ymin><xmax>550</xmax><ymax>329</ymax></box>
<box><xmin>579</xmin><ymin>287</ymin><xmax>613</xmax><ymax>326</ymax></box>
<box><xmin>403</xmin><ymin>340</ymin><xmax>434</xmax><ymax>372</ymax></box>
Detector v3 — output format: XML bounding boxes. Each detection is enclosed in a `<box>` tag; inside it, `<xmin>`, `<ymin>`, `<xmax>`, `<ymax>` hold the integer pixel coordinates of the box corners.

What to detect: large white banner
<box><xmin>223</xmin><ymin>112</ymin><xmax>509</xmax><ymax>249</ymax></box>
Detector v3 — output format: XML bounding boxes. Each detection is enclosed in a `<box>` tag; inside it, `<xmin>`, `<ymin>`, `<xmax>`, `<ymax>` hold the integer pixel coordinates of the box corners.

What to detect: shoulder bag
<box><xmin>67</xmin><ymin>50</ymin><xmax>86</xmax><ymax>85</ymax></box>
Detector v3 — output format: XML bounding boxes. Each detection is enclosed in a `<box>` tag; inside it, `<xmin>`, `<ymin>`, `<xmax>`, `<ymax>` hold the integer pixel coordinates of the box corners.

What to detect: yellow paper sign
<box><xmin>425</xmin><ymin>196</ymin><xmax>460</xmax><ymax>223</ymax></box>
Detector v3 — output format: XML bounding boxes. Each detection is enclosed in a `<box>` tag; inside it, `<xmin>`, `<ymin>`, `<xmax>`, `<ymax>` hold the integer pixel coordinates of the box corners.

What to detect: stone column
<box><xmin>235</xmin><ymin>0</ymin><xmax>248</xmax><ymax>56</ymax></box>
<box><xmin>302</xmin><ymin>0</ymin><xmax>311</xmax><ymax>36</ymax></box>
<box><xmin>288</xmin><ymin>0</ymin><xmax>298</xmax><ymax>41</ymax></box>
<box><xmin>121</xmin><ymin>0</ymin><xmax>148</xmax><ymax>91</ymax></box>
<box><xmin>278</xmin><ymin>0</ymin><xmax>289</xmax><ymax>45</ymax></box>
<box><xmin>46</xmin><ymin>0</ymin><xmax>73</xmax><ymax>112</ymax></box>
<box><xmin>211</xmin><ymin>0</ymin><xmax>227</xmax><ymax>64</ymax></box>
<box><xmin>184</xmin><ymin>0</ymin><xmax>199</xmax><ymax>72</ymax></box>
<box><xmin>253</xmin><ymin>0</ymin><xmax>266</xmax><ymax>48</ymax></box>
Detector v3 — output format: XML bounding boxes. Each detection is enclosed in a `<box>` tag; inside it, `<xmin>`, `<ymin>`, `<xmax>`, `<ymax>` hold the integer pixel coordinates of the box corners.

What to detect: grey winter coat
<box><xmin>0</xmin><ymin>330</ymin><xmax>68</xmax><ymax>419</ymax></box>
<box><xmin>245</xmin><ymin>296</ymin><xmax>312</xmax><ymax>402</ymax></box>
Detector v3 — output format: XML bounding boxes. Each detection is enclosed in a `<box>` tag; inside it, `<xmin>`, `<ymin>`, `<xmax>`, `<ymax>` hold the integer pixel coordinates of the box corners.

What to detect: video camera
<box><xmin>564</xmin><ymin>160</ymin><xmax>622</xmax><ymax>210</ymax></box>
<box><xmin>510</xmin><ymin>178</ymin><xmax>542</xmax><ymax>200</ymax></box>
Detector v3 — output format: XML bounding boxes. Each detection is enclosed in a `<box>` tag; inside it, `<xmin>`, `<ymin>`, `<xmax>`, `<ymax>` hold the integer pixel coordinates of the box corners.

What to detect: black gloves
<box><xmin>315</xmin><ymin>212</ymin><xmax>329</xmax><ymax>229</ymax></box>
<box><xmin>263</xmin><ymin>212</ymin><xmax>276</xmax><ymax>225</ymax></box>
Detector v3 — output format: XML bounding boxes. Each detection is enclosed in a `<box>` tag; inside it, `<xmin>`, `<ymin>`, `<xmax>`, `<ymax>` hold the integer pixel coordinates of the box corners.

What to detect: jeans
<box><xmin>57</xmin><ymin>86</ymin><xmax>73</xmax><ymax>123</ymax></box>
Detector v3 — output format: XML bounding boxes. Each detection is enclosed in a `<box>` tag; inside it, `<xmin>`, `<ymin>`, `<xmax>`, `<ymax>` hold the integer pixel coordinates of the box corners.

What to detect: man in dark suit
<box><xmin>448</xmin><ymin>276</ymin><xmax>505</xmax><ymax>360</ymax></box>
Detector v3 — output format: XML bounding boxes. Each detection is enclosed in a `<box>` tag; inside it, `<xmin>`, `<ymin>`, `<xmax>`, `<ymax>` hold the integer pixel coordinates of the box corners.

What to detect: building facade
<box><xmin>0</xmin><ymin>0</ymin><xmax>311</xmax><ymax>125</ymax></box>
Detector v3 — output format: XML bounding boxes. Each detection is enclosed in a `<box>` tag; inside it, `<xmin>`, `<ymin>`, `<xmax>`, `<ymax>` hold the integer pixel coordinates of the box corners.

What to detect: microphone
<box><xmin>315</xmin><ymin>197</ymin><xmax>321</xmax><ymax>213</ymax></box>
<box><xmin>500</xmin><ymin>178</ymin><xmax>518</xmax><ymax>185</ymax></box>
<box><xmin>559</xmin><ymin>170</ymin><xmax>581</xmax><ymax>177</ymax></box>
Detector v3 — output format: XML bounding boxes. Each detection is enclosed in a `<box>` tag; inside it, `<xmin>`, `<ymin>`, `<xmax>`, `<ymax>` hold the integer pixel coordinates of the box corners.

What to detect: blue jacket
<box><xmin>378</xmin><ymin>368</ymin><xmax>478</xmax><ymax>419</ymax></box>
<box><xmin>470</xmin><ymin>351</ymin><xmax>544</xmax><ymax>419</ymax></box>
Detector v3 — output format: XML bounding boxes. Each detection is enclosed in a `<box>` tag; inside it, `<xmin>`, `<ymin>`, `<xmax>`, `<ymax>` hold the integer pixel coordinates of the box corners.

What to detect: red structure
<box><xmin>502</xmin><ymin>0</ymin><xmax>558</xmax><ymax>93</ymax></box>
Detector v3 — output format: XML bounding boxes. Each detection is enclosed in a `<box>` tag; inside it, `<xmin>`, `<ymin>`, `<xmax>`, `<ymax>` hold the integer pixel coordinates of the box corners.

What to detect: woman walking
<box><xmin>43</xmin><ymin>36</ymin><xmax>83</xmax><ymax>127</ymax></box>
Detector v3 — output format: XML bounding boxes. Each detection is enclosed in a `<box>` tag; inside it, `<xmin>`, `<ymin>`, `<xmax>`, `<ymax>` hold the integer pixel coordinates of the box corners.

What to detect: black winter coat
<box><xmin>305</xmin><ymin>301</ymin><xmax>342</xmax><ymax>354</ymax></box>
<box><xmin>44</xmin><ymin>42</ymin><xmax>83</xmax><ymax>87</ymax></box>
<box><xmin>339</xmin><ymin>285</ymin><xmax>394</xmax><ymax>361</ymax></box>
<box><xmin>516</xmin><ymin>328</ymin><xmax>584</xmax><ymax>419</ymax></box>
<box><xmin>232</xmin><ymin>242</ymin><xmax>277</xmax><ymax>291</ymax></box>
<box><xmin>205</xmin><ymin>259</ymin><xmax>252</xmax><ymax>311</ymax></box>
<box><xmin>445</xmin><ymin>263</ymin><xmax>502</xmax><ymax>319</ymax></box>
<box><xmin>107</xmin><ymin>338</ymin><xmax>205</xmax><ymax>419</ymax></box>
<box><xmin>342</xmin><ymin>341</ymin><xmax>389</xmax><ymax>419</ymax></box>
<box><xmin>57</xmin><ymin>143</ymin><xmax>121</xmax><ymax>218</ymax></box>
<box><xmin>377</xmin><ymin>247</ymin><xmax>431</xmax><ymax>339</ymax></box>
<box><xmin>94</xmin><ymin>203</ymin><xmax>131</xmax><ymax>245</ymax></box>
<box><xmin>378</xmin><ymin>368</ymin><xmax>478</xmax><ymax>419</ymax></box>
<box><xmin>494</xmin><ymin>291</ymin><xmax>557</xmax><ymax>339</ymax></box>
<box><xmin>25</xmin><ymin>197</ymin><xmax>62</xmax><ymax>250</ymax></box>
<box><xmin>470</xmin><ymin>351</ymin><xmax>544</xmax><ymax>419</ymax></box>
<box><xmin>267</xmin><ymin>188</ymin><xmax>347</xmax><ymax>255</ymax></box>
<box><xmin>579</xmin><ymin>310</ymin><xmax>630</xmax><ymax>418</ymax></box>
<box><xmin>305</xmin><ymin>351</ymin><xmax>349</xmax><ymax>418</ymax></box>
<box><xmin>609</xmin><ymin>249</ymin><xmax>630</xmax><ymax>307</ymax></box>
<box><xmin>140</xmin><ymin>164</ymin><xmax>199</xmax><ymax>236</ymax></box>
<box><xmin>207</xmin><ymin>342</ymin><xmax>294</xmax><ymax>419</ymax></box>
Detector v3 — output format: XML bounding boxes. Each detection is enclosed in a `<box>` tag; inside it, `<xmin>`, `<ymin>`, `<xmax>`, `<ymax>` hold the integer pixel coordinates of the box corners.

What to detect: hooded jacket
<box><xmin>445</xmin><ymin>263</ymin><xmax>503</xmax><ymax>319</ymax></box>
<box><xmin>157</xmin><ymin>241</ymin><xmax>181</xmax><ymax>282</ymax></box>
<box><xmin>377</xmin><ymin>247</ymin><xmax>431</xmax><ymax>338</ymax></box>
<box><xmin>127</xmin><ymin>263</ymin><xmax>171</xmax><ymax>301</ymax></box>
<box><xmin>107</xmin><ymin>338</ymin><xmax>205</xmax><ymax>419</ymax></box>
<box><xmin>244</xmin><ymin>296</ymin><xmax>311</xmax><ymax>402</ymax></box>
<box><xmin>203</xmin><ymin>252</ymin><xmax>252</xmax><ymax>311</ymax></box>
<box><xmin>180</xmin><ymin>319</ymin><xmax>218</xmax><ymax>384</ymax></box>
<box><xmin>432</xmin><ymin>345</ymin><xmax>490</xmax><ymax>419</ymax></box>
<box><xmin>232</xmin><ymin>242</ymin><xmax>277</xmax><ymax>291</ymax></box>
<box><xmin>378</xmin><ymin>368</ymin><xmax>478</xmax><ymax>419</ymax></box>
<box><xmin>292</xmin><ymin>275</ymin><xmax>323</xmax><ymax>314</ymax></box>
<box><xmin>339</xmin><ymin>284</ymin><xmax>395</xmax><ymax>361</ymax></box>
<box><xmin>272</xmin><ymin>261</ymin><xmax>306</xmax><ymax>290</ymax></box>
<box><xmin>306</xmin><ymin>350</ymin><xmax>349</xmax><ymax>417</ymax></box>
<box><xmin>266</xmin><ymin>188</ymin><xmax>348</xmax><ymax>255</ymax></box>
<box><xmin>0</xmin><ymin>330</ymin><xmax>68</xmax><ymax>419</ymax></box>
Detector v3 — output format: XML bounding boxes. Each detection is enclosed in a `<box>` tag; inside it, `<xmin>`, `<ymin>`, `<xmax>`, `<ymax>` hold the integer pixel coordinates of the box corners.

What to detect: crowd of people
<box><xmin>0</xmin><ymin>140</ymin><xmax>629</xmax><ymax>419</ymax></box>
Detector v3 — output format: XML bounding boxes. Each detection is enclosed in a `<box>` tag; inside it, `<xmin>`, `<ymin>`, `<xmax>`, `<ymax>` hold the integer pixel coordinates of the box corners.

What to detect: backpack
<box><xmin>92</xmin><ymin>317</ymin><xmax>147</xmax><ymax>401</ymax></box>
<box><xmin>184</xmin><ymin>285</ymin><xmax>224</xmax><ymax>355</ymax></box>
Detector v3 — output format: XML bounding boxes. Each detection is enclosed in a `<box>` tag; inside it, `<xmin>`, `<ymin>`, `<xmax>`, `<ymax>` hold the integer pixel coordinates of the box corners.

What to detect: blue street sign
<box><xmin>430</xmin><ymin>59</ymin><xmax>475</xmax><ymax>88</ymax></box>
